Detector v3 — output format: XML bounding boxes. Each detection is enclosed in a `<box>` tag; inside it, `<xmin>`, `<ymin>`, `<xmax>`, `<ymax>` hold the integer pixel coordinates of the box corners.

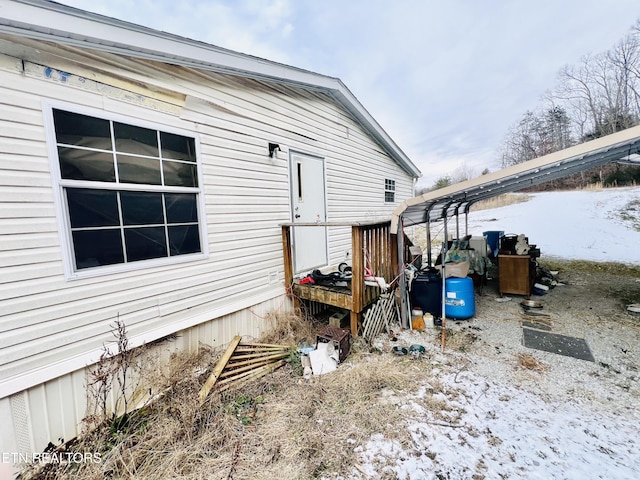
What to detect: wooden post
<box><xmin>281</xmin><ymin>225</ymin><xmax>293</xmax><ymax>288</ymax></box>
<box><xmin>390</xmin><ymin>229</ymin><xmax>398</xmax><ymax>284</ymax></box>
<box><xmin>351</xmin><ymin>224</ymin><xmax>364</xmax><ymax>336</ymax></box>
<box><xmin>281</xmin><ymin>225</ymin><xmax>300</xmax><ymax>313</ymax></box>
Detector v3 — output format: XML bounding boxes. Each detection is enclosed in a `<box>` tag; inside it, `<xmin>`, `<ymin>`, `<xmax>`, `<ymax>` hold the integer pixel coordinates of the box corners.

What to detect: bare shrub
<box><xmin>21</xmin><ymin>312</ymin><xmax>443</xmax><ymax>480</ymax></box>
<box><xmin>259</xmin><ymin>310</ymin><xmax>317</xmax><ymax>346</ymax></box>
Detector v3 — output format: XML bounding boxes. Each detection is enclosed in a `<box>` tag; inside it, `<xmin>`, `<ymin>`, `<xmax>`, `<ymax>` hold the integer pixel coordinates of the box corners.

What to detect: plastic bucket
<box><xmin>445</xmin><ymin>277</ymin><xmax>475</xmax><ymax>319</ymax></box>
<box><xmin>411</xmin><ymin>308</ymin><xmax>425</xmax><ymax>330</ymax></box>
<box><xmin>483</xmin><ymin>230</ymin><xmax>504</xmax><ymax>258</ymax></box>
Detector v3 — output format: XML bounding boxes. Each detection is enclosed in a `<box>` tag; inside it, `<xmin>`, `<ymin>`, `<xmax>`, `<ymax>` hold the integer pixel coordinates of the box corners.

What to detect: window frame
<box><xmin>384</xmin><ymin>178</ymin><xmax>396</xmax><ymax>204</ymax></box>
<box><xmin>44</xmin><ymin>102</ymin><xmax>209</xmax><ymax>280</ymax></box>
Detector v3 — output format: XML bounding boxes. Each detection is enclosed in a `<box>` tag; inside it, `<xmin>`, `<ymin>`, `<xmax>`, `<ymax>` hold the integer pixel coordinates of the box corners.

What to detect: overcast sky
<box><xmin>58</xmin><ymin>0</ymin><xmax>640</xmax><ymax>187</ymax></box>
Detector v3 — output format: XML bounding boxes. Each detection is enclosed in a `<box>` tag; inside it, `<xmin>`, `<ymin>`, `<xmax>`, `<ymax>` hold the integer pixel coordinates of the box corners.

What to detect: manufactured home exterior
<box><xmin>0</xmin><ymin>0</ymin><xmax>420</xmax><ymax>459</ymax></box>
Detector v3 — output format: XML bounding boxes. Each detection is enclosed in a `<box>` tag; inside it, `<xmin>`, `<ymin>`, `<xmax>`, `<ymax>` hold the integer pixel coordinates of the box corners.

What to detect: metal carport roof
<box><xmin>391</xmin><ymin>125</ymin><xmax>640</xmax><ymax>330</ymax></box>
<box><xmin>391</xmin><ymin>124</ymin><xmax>640</xmax><ymax>232</ymax></box>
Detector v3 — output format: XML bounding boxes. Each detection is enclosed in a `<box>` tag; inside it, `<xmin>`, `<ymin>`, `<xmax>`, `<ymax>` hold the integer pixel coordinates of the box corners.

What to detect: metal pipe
<box><xmin>464</xmin><ymin>202</ymin><xmax>472</xmax><ymax>236</ymax></box>
<box><xmin>441</xmin><ymin>213</ymin><xmax>448</xmax><ymax>343</ymax></box>
<box><xmin>425</xmin><ymin>204</ymin><xmax>435</xmax><ymax>267</ymax></box>
<box><xmin>425</xmin><ymin>215</ymin><xmax>431</xmax><ymax>268</ymax></box>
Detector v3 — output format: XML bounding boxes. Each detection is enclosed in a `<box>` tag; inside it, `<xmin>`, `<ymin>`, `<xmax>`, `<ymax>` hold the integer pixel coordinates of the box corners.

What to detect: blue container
<box><xmin>445</xmin><ymin>276</ymin><xmax>475</xmax><ymax>319</ymax></box>
<box><xmin>483</xmin><ymin>230</ymin><xmax>504</xmax><ymax>258</ymax></box>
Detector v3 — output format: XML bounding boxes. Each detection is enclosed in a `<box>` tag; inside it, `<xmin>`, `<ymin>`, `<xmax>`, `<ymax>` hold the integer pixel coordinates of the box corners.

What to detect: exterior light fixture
<box><xmin>268</xmin><ymin>142</ymin><xmax>280</xmax><ymax>158</ymax></box>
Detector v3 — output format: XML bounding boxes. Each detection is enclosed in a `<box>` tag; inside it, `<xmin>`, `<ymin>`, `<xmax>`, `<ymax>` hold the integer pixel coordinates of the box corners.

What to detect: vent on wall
<box><xmin>10</xmin><ymin>392</ymin><xmax>33</xmax><ymax>454</ymax></box>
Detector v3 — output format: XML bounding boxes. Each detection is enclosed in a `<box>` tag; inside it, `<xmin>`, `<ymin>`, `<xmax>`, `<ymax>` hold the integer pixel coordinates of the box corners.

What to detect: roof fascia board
<box><xmin>0</xmin><ymin>0</ymin><xmax>335</xmax><ymax>89</ymax></box>
<box><xmin>0</xmin><ymin>0</ymin><xmax>421</xmax><ymax>178</ymax></box>
<box><xmin>400</xmin><ymin>145</ymin><xmax>636</xmax><ymax>226</ymax></box>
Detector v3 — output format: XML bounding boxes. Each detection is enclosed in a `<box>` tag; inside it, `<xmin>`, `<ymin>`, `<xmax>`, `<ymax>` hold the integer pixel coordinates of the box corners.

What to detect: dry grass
<box><xmin>516</xmin><ymin>353</ymin><xmax>548</xmax><ymax>373</ymax></box>
<box><xmin>432</xmin><ymin>327</ymin><xmax>480</xmax><ymax>353</ymax></box>
<box><xmin>259</xmin><ymin>310</ymin><xmax>318</xmax><ymax>346</ymax></box>
<box><xmin>23</xmin><ymin>315</ymin><xmax>443</xmax><ymax>480</ymax></box>
<box><xmin>539</xmin><ymin>258</ymin><xmax>640</xmax><ymax>277</ymax></box>
<box><xmin>470</xmin><ymin>193</ymin><xmax>531</xmax><ymax>212</ymax></box>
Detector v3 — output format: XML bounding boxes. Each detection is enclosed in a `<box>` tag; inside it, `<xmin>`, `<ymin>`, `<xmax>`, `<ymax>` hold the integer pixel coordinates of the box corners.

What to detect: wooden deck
<box><xmin>281</xmin><ymin>221</ymin><xmax>398</xmax><ymax>336</ymax></box>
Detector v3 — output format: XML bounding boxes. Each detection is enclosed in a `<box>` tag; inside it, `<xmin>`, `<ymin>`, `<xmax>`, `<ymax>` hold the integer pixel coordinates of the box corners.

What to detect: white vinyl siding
<box><xmin>0</xmin><ymin>35</ymin><xmax>415</xmax><ymax>430</ymax></box>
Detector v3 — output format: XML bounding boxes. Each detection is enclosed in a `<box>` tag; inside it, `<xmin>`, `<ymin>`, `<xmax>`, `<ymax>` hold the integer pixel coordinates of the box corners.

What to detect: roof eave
<box><xmin>0</xmin><ymin>0</ymin><xmax>421</xmax><ymax>177</ymax></box>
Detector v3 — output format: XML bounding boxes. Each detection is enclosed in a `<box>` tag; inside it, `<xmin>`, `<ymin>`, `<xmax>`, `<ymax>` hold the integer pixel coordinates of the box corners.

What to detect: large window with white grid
<box><xmin>47</xmin><ymin>106</ymin><xmax>206</xmax><ymax>277</ymax></box>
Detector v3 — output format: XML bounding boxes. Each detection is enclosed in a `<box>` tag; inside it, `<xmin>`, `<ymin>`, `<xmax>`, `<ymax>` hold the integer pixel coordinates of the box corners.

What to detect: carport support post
<box><xmin>464</xmin><ymin>203</ymin><xmax>470</xmax><ymax>237</ymax></box>
<box><xmin>425</xmin><ymin>204</ymin><xmax>435</xmax><ymax>268</ymax></box>
<box><xmin>397</xmin><ymin>218</ymin><xmax>410</xmax><ymax>329</ymax></box>
<box><xmin>441</xmin><ymin>215</ymin><xmax>448</xmax><ymax>352</ymax></box>
<box><xmin>426</xmin><ymin>219</ymin><xmax>432</xmax><ymax>267</ymax></box>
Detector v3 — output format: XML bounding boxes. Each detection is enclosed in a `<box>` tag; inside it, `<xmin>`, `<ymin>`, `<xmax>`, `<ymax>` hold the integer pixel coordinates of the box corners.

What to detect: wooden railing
<box><xmin>281</xmin><ymin>220</ymin><xmax>398</xmax><ymax>335</ymax></box>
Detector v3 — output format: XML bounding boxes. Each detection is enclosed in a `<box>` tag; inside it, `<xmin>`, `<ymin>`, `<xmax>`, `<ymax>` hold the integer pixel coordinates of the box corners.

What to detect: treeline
<box><xmin>501</xmin><ymin>19</ymin><xmax>640</xmax><ymax>190</ymax></box>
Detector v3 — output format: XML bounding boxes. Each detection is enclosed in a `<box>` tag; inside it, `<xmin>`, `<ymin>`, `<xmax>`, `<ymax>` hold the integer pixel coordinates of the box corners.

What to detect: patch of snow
<box><xmin>468</xmin><ymin>186</ymin><xmax>640</xmax><ymax>264</ymax></box>
<box><xmin>360</xmin><ymin>369</ymin><xmax>639</xmax><ymax>479</ymax></box>
<box><xmin>350</xmin><ymin>187</ymin><xmax>640</xmax><ymax>479</ymax></box>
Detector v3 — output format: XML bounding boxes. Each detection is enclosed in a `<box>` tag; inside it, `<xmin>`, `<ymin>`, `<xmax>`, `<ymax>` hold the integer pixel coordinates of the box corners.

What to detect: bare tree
<box><xmin>498</xmin><ymin>18</ymin><xmax>640</xmax><ymax>188</ymax></box>
<box><xmin>553</xmin><ymin>27</ymin><xmax>640</xmax><ymax>141</ymax></box>
<box><xmin>500</xmin><ymin>105</ymin><xmax>573</xmax><ymax>167</ymax></box>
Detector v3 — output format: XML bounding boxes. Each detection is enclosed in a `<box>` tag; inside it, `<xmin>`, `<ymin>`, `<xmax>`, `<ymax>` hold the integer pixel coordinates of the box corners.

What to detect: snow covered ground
<box><xmin>467</xmin><ymin>186</ymin><xmax>640</xmax><ymax>264</ymax></box>
<box><xmin>352</xmin><ymin>187</ymin><xmax>640</xmax><ymax>479</ymax></box>
<box><xmin>356</xmin><ymin>364</ymin><xmax>639</xmax><ymax>479</ymax></box>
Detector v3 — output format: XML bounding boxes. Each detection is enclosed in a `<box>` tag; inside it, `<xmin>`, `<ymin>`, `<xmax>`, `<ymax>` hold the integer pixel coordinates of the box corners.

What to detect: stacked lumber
<box><xmin>199</xmin><ymin>336</ymin><xmax>291</xmax><ymax>403</ymax></box>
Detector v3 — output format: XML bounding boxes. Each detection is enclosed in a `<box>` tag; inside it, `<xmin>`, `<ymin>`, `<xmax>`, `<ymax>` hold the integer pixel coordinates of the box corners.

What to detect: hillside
<box><xmin>468</xmin><ymin>186</ymin><xmax>640</xmax><ymax>265</ymax></box>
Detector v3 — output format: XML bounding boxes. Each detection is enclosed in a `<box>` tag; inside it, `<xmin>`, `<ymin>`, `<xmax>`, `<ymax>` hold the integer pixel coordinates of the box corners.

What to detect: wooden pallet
<box><xmin>361</xmin><ymin>292</ymin><xmax>397</xmax><ymax>341</ymax></box>
<box><xmin>199</xmin><ymin>336</ymin><xmax>291</xmax><ymax>403</ymax></box>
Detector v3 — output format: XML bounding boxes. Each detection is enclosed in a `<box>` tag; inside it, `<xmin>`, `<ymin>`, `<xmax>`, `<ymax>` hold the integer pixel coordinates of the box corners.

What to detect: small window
<box><xmin>384</xmin><ymin>179</ymin><xmax>396</xmax><ymax>203</ymax></box>
<box><xmin>50</xmin><ymin>107</ymin><xmax>204</xmax><ymax>275</ymax></box>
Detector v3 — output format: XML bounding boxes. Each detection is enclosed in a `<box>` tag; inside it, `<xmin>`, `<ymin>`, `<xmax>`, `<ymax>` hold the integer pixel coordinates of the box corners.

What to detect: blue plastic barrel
<box><xmin>445</xmin><ymin>277</ymin><xmax>475</xmax><ymax>319</ymax></box>
<box><xmin>483</xmin><ymin>230</ymin><xmax>504</xmax><ymax>258</ymax></box>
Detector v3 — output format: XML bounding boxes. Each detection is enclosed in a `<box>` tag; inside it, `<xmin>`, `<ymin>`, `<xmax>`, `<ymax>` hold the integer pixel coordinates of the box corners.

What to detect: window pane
<box><xmin>125</xmin><ymin>227</ymin><xmax>167</xmax><ymax>261</ymax></box>
<box><xmin>165</xmin><ymin>193</ymin><xmax>198</xmax><ymax>223</ymax></box>
<box><xmin>117</xmin><ymin>154</ymin><xmax>162</xmax><ymax>185</ymax></box>
<box><xmin>169</xmin><ymin>225</ymin><xmax>201</xmax><ymax>255</ymax></box>
<box><xmin>53</xmin><ymin>109</ymin><xmax>112</xmax><ymax>150</ymax></box>
<box><xmin>58</xmin><ymin>147</ymin><xmax>115</xmax><ymax>182</ymax></box>
<box><xmin>385</xmin><ymin>191</ymin><xmax>395</xmax><ymax>203</ymax></box>
<box><xmin>72</xmin><ymin>229</ymin><xmax>124</xmax><ymax>269</ymax></box>
<box><xmin>114</xmin><ymin>122</ymin><xmax>158</xmax><ymax>156</ymax></box>
<box><xmin>67</xmin><ymin>188</ymin><xmax>119</xmax><ymax>228</ymax></box>
<box><xmin>161</xmin><ymin>132</ymin><xmax>196</xmax><ymax>162</ymax></box>
<box><xmin>163</xmin><ymin>161</ymin><xmax>198</xmax><ymax>187</ymax></box>
<box><xmin>120</xmin><ymin>191</ymin><xmax>164</xmax><ymax>225</ymax></box>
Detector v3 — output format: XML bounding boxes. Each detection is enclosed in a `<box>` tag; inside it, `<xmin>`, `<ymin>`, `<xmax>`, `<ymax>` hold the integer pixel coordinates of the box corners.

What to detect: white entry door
<box><xmin>290</xmin><ymin>152</ymin><xmax>328</xmax><ymax>272</ymax></box>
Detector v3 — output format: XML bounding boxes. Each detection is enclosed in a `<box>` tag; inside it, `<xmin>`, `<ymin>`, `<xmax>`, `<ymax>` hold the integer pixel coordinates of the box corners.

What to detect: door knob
<box><xmin>294</xmin><ymin>214</ymin><xmax>301</xmax><ymax>219</ymax></box>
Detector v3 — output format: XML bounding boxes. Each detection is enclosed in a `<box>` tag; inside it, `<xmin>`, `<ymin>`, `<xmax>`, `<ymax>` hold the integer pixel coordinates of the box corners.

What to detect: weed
<box><xmin>516</xmin><ymin>353</ymin><xmax>548</xmax><ymax>372</ymax></box>
<box><xmin>287</xmin><ymin>350</ymin><xmax>304</xmax><ymax>376</ymax></box>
